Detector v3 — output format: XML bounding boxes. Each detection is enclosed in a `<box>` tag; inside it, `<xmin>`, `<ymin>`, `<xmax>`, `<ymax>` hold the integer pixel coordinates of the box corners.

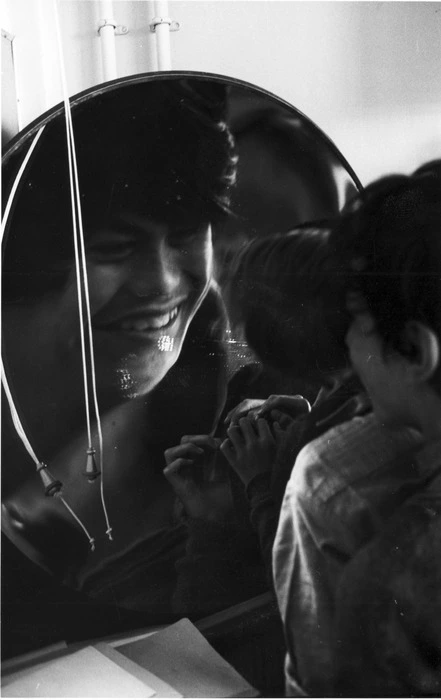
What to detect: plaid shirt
<box><xmin>272</xmin><ymin>412</ymin><xmax>423</xmax><ymax>696</ymax></box>
<box><xmin>334</xmin><ymin>438</ymin><xmax>441</xmax><ymax>696</ymax></box>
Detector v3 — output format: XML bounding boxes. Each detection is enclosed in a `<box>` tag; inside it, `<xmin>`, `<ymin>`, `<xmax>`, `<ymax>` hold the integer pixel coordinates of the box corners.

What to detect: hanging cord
<box><xmin>1</xmin><ymin>126</ymin><xmax>44</xmax><ymax>227</ymax></box>
<box><xmin>52</xmin><ymin>0</ymin><xmax>112</xmax><ymax>539</ymax></box>
<box><xmin>0</xmin><ymin>358</ymin><xmax>96</xmax><ymax>551</ymax></box>
<box><xmin>1</xmin><ymin>130</ymin><xmax>96</xmax><ymax>550</ymax></box>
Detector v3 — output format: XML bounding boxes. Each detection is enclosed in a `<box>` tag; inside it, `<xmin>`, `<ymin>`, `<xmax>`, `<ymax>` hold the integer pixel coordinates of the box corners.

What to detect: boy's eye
<box><xmin>168</xmin><ymin>224</ymin><xmax>209</xmax><ymax>248</ymax></box>
<box><xmin>87</xmin><ymin>236</ymin><xmax>136</xmax><ymax>262</ymax></box>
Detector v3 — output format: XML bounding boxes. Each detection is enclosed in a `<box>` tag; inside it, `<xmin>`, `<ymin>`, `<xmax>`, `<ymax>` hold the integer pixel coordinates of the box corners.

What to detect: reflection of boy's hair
<box><xmin>3</xmin><ymin>78</ymin><xmax>238</xmax><ymax>302</ymax></box>
<box><xmin>330</xmin><ymin>159</ymin><xmax>441</xmax><ymax>390</ymax></box>
<box><xmin>225</xmin><ymin>224</ymin><xmax>349</xmax><ymax>382</ymax></box>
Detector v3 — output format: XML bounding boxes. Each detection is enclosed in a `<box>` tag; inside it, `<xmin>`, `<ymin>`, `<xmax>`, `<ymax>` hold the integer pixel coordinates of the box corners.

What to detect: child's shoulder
<box><xmin>341</xmin><ymin>492</ymin><xmax>441</xmax><ymax>604</ymax></box>
<box><xmin>290</xmin><ymin>413</ymin><xmax>421</xmax><ymax>501</ymax></box>
<box><xmin>299</xmin><ymin>412</ymin><xmax>419</xmax><ymax>471</ymax></box>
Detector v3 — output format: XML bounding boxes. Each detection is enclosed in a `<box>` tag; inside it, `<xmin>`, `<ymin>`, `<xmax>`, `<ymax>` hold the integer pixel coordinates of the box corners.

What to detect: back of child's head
<box><xmin>224</xmin><ymin>224</ymin><xmax>349</xmax><ymax>382</ymax></box>
<box><xmin>330</xmin><ymin>160</ymin><xmax>441</xmax><ymax>391</ymax></box>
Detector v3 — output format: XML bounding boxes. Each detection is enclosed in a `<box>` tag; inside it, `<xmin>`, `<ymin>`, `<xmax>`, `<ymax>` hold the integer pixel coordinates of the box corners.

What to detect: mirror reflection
<box><xmin>2</xmin><ymin>74</ymin><xmax>360</xmax><ymax>644</ymax></box>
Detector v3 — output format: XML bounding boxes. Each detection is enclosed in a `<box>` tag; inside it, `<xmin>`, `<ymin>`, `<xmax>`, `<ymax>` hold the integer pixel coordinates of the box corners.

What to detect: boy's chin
<box><xmin>113</xmin><ymin>356</ymin><xmax>178</xmax><ymax>400</ymax></box>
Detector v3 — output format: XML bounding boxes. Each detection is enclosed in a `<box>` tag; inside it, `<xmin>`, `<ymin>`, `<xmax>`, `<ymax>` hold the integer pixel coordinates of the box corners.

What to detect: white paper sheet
<box><xmin>117</xmin><ymin>617</ymin><xmax>258</xmax><ymax>698</ymax></box>
<box><xmin>2</xmin><ymin>644</ymin><xmax>158</xmax><ymax>698</ymax></box>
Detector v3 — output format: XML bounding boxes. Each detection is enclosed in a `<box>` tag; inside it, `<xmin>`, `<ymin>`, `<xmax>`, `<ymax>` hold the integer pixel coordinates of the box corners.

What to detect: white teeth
<box><xmin>118</xmin><ymin>307</ymin><xmax>179</xmax><ymax>333</ymax></box>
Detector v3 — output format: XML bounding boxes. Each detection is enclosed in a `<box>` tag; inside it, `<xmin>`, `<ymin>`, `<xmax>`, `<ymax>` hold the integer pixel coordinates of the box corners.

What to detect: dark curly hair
<box><xmin>2</xmin><ymin>78</ymin><xmax>238</xmax><ymax>303</ymax></box>
<box><xmin>329</xmin><ymin>160</ymin><xmax>441</xmax><ymax>387</ymax></box>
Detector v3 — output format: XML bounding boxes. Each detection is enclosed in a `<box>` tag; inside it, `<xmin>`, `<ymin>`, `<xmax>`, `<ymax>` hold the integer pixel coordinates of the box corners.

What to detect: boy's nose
<box><xmin>127</xmin><ymin>243</ymin><xmax>182</xmax><ymax>300</ymax></box>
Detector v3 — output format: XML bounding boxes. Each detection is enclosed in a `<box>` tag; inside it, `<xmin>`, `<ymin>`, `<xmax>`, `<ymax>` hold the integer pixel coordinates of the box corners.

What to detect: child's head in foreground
<box><xmin>330</xmin><ymin>160</ymin><xmax>441</xmax><ymax>436</ymax></box>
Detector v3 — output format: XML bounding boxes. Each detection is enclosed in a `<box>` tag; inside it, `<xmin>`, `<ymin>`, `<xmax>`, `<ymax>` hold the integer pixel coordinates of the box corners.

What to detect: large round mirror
<box><xmin>2</xmin><ymin>71</ymin><xmax>360</xmax><ymax>652</ymax></box>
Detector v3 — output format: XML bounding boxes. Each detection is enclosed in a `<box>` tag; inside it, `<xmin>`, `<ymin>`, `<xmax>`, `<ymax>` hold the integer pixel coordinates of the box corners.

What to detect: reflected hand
<box><xmin>221</xmin><ymin>416</ymin><xmax>286</xmax><ymax>487</ymax></box>
<box><xmin>224</xmin><ymin>399</ymin><xmax>266</xmax><ymax>425</ymax></box>
<box><xmin>164</xmin><ymin>435</ymin><xmax>233</xmax><ymax>522</ymax></box>
<box><xmin>225</xmin><ymin>394</ymin><xmax>311</xmax><ymax>429</ymax></box>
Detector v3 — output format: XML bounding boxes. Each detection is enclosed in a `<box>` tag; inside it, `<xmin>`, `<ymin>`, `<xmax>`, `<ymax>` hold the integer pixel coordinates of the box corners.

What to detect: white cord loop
<box><xmin>1</xmin><ymin>0</ymin><xmax>115</xmax><ymax>551</ymax></box>
<box><xmin>53</xmin><ymin>0</ymin><xmax>113</xmax><ymax>540</ymax></box>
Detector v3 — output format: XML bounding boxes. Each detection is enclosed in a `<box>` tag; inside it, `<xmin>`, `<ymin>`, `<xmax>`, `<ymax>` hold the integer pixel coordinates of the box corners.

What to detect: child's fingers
<box><xmin>265</xmin><ymin>394</ymin><xmax>311</xmax><ymax>418</ymax></box>
<box><xmin>273</xmin><ymin>421</ymin><xmax>286</xmax><ymax>441</ymax></box>
<box><xmin>226</xmin><ymin>424</ymin><xmax>244</xmax><ymax>450</ymax></box>
<box><xmin>270</xmin><ymin>409</ymin><xmax>292</xmax><ymax>430</ymax></box>
<box><xmin>224</xmin><ymin>399</ymin><xmax>264</xmax><ymax>424</ymax></box>
<box><xmin>256</xmin><ymin>417</ymin><xmax>273</xmax><ymax>440</ymax></box>
<box><xmin>180</xmin><ymin>435</ymin><xmax>221</xmax><ymax>450</ymax></box>
<box><xmin>164</xmin><ymin>442</ymin><xmax>204</xmax><ymax>466</ymax></box>
<box><xmin>163</xmin><ymin>458</ymin><xmax>194</xmax><ymax>485</ymax></box>
<box><xmin>238</xmin><ymin>416</ymin><xmax>258</xmax><ymax>442</ymax></box>
<box><xmin>220</xmin><ymin>438</ymin><xmax>236</xmax><ymax>466</ymax></box>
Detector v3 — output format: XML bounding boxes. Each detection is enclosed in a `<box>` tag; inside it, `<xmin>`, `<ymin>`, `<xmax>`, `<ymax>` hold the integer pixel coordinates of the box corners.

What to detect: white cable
<box><xmin>2</xmin><ymin>354</ymin><xmax>96</xmax><ymax>548</ymax></box>
<box><xmin>53</xmin><ymin>0</ymin><xmax>112</xmax><ymax>539</ymax></box>
<box><xmin>52</xmin><ymin>0</ymin><xmax>92</xmax><ymax>450</ymax></box>
<box><xmin>1</xmin><ymin>359</ymin><xmax>39</xmax><ymax>465</ymax></box>
<box><xmin>0</xmin><ymin>16</ymin><xmax>96</xmax><ymax>552</ymax></box>
<box><xmin>1</xmin><ymin>127</ymin><xmax>45</xmax><ymax>240</ymax></box>
<box><xmin>1</xmin><ymin>335</ymin><xmax>95</xmax><ymax>549</ymax></box>
<box><xmin>60</xmin><ymin>497</ymin><xmax>96</xmax><ymax>551</ymax></box>
<box><xmin>64</xmin><ymin>102</ymin><xmax>94</xmax><ymax>449</ymax></box>
<box><xmin>68</xmin><ymin>114</ymin><xmax>112</xmax><ymax>538</ymax></box>
<box><xmin>1</xmin><ymin>130</ymin><xmax>45</xmax><ymax>468</ymax></box>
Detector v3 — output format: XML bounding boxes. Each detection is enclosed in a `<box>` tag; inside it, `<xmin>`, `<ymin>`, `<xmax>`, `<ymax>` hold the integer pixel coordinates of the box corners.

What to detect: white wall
<box><xmin>170</xmin><ymin>1</ymin><xmax>441</xmax><ymax>183</ymax></box>
<box><xmin>2</xmin><ymin>0</ymin><xmax>441</xmax><ymax>184</ymax></box>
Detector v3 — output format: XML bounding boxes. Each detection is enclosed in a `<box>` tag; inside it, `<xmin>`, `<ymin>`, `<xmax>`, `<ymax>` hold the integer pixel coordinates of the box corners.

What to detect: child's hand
<box><xmin>224</xmin><ymin>399</ymin><xmax>266</xmax><ymax>424</ymax></box>
<box><xmin>225</xmin><ymin>394</ymin><xmax>310</xmax><ymax>429</ymax></box>
<box><xmin>164</xmin><ymin>435</ymin><xmax>232</xmax><ymax>522</ymax></box>
<box><xmin>220</xmin><ymin>416</ymin><xmax>285</xmax><ymax>487</ymax></box>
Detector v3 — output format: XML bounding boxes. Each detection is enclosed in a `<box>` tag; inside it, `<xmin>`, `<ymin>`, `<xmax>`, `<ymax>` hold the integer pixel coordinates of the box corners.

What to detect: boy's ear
<box><xmin>404</xmin><ymin>321</ymin><xmax>440</xmax><ymax>382</ymax></box>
